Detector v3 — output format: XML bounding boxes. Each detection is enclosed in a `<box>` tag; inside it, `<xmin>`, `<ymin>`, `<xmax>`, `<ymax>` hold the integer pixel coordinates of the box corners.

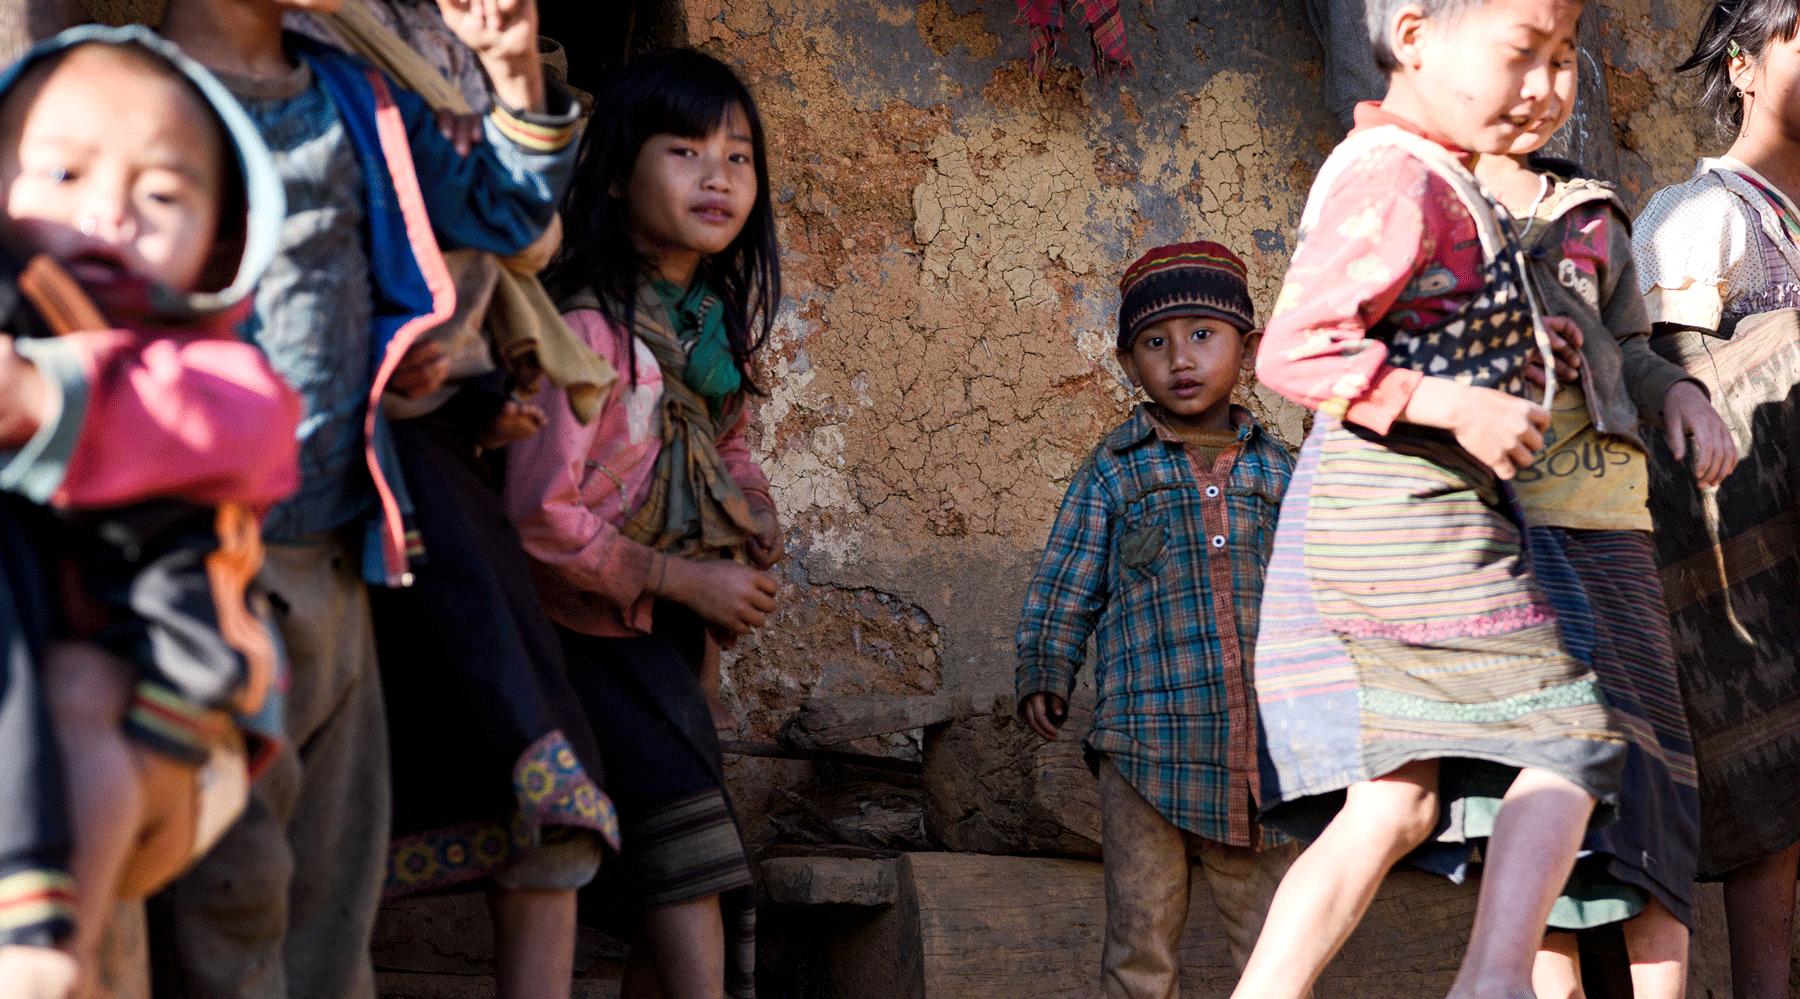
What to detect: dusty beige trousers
<box><xmin>151</xmin><ymin>538</ymin><xmax>390</xmax><ymax>999</ymax></box>
<box><xmin>1098</xmin><ymin>754</ymin><xmax>1299</xmax><ymax>999</ymax></box>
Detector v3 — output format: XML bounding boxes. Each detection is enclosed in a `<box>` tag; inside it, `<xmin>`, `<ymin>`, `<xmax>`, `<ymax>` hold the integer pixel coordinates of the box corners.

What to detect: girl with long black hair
<box><xmin>506</xmin><ymin>48</ymin><xmax>784</xmax><ymax>999</ymax></box>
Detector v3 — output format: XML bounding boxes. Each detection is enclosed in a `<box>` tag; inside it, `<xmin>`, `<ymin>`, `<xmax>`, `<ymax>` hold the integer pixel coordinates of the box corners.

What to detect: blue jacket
<box><xmin>293</xmin><ymin>35</ymin><xmax>579</xmax><ymax>585</ymax></box>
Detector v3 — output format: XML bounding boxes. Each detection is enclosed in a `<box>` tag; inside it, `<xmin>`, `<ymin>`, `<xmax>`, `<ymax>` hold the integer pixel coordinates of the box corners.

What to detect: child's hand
<box><xmin>1662</xmin><ymin>381</ymin><xmax>1739</xmax><ymax>489</ymax></box>
<box><xmin>658</xmin><ymin>556</ymin><xmax>779</xmax><ymax>637</ymax></box>
<box><xmin>388</xmin><ymin>340</ymin><xmax>452</xmax><ymax>399</ymax></box>
<box><xmin>747</xmin><ymin>499</ymin><xmax>785</xmax><ymax>569</ymax></box>
<box><xmin>478</xmin><ymin>397</ymin><xmax>546</xmax><ymax>450</ymax></box>
<box><xmin>1404</xmin><ymin>378</ymin><xmax>1549</xmax><ymax>480</ymax></box>
<box><xmin>0</xmin><ymin>335</ymin><xmax>50</xmax><ymax>449</ymax></box>
<box><xmin>1020</xmin><ymin>692</ymin><xmax>1068</xmax><ymax>741</ymax></box>
<box><xmin>435</xmin><ymin>110</ymin><xmax>483</xmax><ymax>158</ymax></box>
<box><xmin>1523</xmin><ymin>315</ymin><xmax>1584</xmax><ymax>390</ymax></box>
<box><xmin>436</xmin><ymin>0</ymin><xmax>545</xmax><ymax>113</ymax></box>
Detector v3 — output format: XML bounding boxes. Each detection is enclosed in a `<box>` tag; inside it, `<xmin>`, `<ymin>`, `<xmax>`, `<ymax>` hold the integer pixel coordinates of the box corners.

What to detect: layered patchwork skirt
<box><xmin>1254</xmin><ymin>420</ymin><xmax>1626</xmax><ymax>880</ymax></box>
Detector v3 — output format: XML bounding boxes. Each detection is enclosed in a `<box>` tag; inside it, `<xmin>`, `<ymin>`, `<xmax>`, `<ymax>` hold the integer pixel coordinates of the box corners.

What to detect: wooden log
<box><xmin>816</xmin><ymin>851</ymin><xmax>1759</xmax><ymax>998</ymax></box>
<box><xmin>779</xmin><ymin>693</ymin><xmax>987</xmax><ymax>752</ymax></box>
<box><xmin>760</xmin><ymin>856</ymin><xmax>899</xmax><ymax>907</ymax></box>
<box><xmin>921</xmin><ymin>705</ymin><xmax>1101</xmax><ymax>858</ymax></box>
<box><xmin>827</xmin><ymin>851</ymin><xmax>1476</xmax><ymax>998</ymax></box>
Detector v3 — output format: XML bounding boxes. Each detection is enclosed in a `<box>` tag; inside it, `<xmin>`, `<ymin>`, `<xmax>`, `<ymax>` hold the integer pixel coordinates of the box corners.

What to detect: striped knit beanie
<box><xmin>1117</xmin><ymin>241</ymin><xmax>1254</xmax><ymax>350</ymax></box>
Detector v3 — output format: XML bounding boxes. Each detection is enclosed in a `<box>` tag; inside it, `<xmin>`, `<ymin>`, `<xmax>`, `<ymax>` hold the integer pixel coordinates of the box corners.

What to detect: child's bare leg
<box><xmin>622</xmin><ymin>895</ymin><xmax>724</xmax><ymax>999</ymax></box>
<box><xmin>1720</xmin><ymin>842</ymin><xmax>1799</xmax><ymax>999</ymax></box>
<box><xmin>1447</xmin><ymin>767</ymin><xmax>1594</xmax><ymax>999</ymax></box>
<box><xmin>1230</xmin><ymin>760</ymin><xmax>1440</xmax><ymax>999</ymax></box>
<box><xmin>1532</xmin><ymin>931</ymin><xmax>1584</xmax><ymax>999</ymax></box>
<box><xmin>41</xmin><ymin>642</ymin><xmax>140</xmax><ymax>995</ymax></box>
<box><xmin>488</xmin><ymin>887</ymin><xmax>577</xmax><ymax>999</ymax></box>
<box><xmin>0</xmin><ymin>944</ymin><xmax>79</xmax><ymax>999</ymax></box>
<box><xmin>698</xmin><ymin>635</ymin><xmax>732</xmax><ymax>733</ymax></box>
<box><xmin>1622</xmin><ymin>898</ymin><xmax>1689</xmax><ymax>999</ymax></box>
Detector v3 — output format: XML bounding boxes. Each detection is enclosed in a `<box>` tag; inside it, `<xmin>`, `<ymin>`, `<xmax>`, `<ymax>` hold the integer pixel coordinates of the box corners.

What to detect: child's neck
<box><xmin>1728</xmin><ymin>116</ymin><xmax>1800</xmax><ymax>207</ymax></box>
<box><xmin>1474</xmin><ymin>153</ymin><xmax>1549</xmax><ymax>217</ymax></box>
<box><xmin>640</xmin><ymin>241</ymin><xmax>703</xmax><ymax>293</ymax></box>
<box><xmin>1373</xmin><ymin>76</ymin><xmax>1460</xmax><ymax>151</ymax></box>
<box><xmin>1154</xmin><ymin>401</ymin><xmax>1234</xmax><ymax>437</ymax></box>
<box><xmin>162</xmin><ymin>0</ymin><xmax>295</xmax><ymax>81</ymax></box>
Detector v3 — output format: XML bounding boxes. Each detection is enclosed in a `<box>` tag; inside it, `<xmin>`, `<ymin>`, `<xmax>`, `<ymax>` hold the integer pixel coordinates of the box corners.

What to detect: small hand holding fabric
<box><xmin>1402</xmin><ymin>377</ymin><xmax>1550</xmax><ymax>481</ymax></box>
<box><xmin>434</xmin><ymin>110</ymin><xmax>483</xmax><ymax>157</ymax></box>
<box><xmin>1522</xmin><ymin>315</ymin><xmax>1584</xmax><ymax>391</ymax></box>
<box><xmin>387</xmin><ymin>340</ymin><xmax>452</xmax><ymax>400</ymax></box>
<box><xmin>435</xmin><ymin>0</ymin><xmax>544</xmax><ymax>111</ymax></box>
<box><xmin>0</xmin><ymin>335</ymin><xmax>50</xmax><ymax>449</ymax></box>
<box><xmin>656</xmin><ymin>555</ymin><xmax>778</xmax><ymax>638</ymax></box>
<box><xmin>1662</xmin><ymin>381</ymin><xmax>1739</xmax><ymax>489</ymax></box>
<box><xmin>1020</xmin><ymin>692</ymin><xmax>1068</xmax><ymax>741</ymax></box>
<box><xmin>746</xmin><ymin>496</ymin><xmax>785</xmax><ymax>569</ymax></box>
<box><xmin>477</xmin><ymin>396</ymin><xmax>546</xmax><ymax>451</ymax></box>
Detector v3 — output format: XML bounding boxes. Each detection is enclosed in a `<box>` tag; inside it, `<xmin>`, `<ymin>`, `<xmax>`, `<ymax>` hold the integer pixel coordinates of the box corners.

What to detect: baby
<box><xmin>0</xmin><ymin>25</ymin><xmax>297</xmax><ymax>997</ymax></box>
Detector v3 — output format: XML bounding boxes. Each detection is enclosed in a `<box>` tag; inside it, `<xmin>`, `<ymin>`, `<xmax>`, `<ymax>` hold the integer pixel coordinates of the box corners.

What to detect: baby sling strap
<box><xmin>1298</xmin><ymin>125</ymin><xmax>1559</xmax><ymax>413</ymax></box>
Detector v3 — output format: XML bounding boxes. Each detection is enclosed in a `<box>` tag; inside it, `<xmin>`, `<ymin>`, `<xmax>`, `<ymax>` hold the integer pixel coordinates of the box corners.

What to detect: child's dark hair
<box><xmin>546</xmin><ymin>48</ymin><xmax>779</xmax><ymax>392</ymax></box>
<box><xmin>1365</xmin><ymin>0</ymin><xmax>1474</xmax><ymax>71</ymax></box>
<box><xmin>1679</xmin><ymin>0</ymin><xmax>1800</xmax><ymax>135</ymax></box>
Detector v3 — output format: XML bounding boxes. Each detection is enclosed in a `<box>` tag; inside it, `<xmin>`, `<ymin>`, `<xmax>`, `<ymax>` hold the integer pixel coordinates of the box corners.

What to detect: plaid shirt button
<box><xmin>1211</xmin><ymin>535</ymin><xmax>1226</xmax><ymax>547</ymax></box>
<box><xmin>1205</xmin><ymin>485</ymin><xmax>1220</xmax><ymax>497</ymax></box>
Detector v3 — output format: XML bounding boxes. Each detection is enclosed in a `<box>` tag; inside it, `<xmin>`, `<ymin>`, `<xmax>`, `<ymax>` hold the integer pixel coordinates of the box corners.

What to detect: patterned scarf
<box><xmin>1736</xmin><ymin>170</ymin><xmax>1800</xmax><ymax>246</ymax></box>
<box><xmin>561</xmin><ymin>280</ymin><xmax>756</xmax><ymax>560</ymax></box>
<box><xmin>652</xmin><ymin>276</ymin><xmax>741</xmax><ymax>404</ymax></box>
<box><xmin>1015</xmin><ymin>0</ymin><xmax>1133</xmax><ymax>79</ymax></box>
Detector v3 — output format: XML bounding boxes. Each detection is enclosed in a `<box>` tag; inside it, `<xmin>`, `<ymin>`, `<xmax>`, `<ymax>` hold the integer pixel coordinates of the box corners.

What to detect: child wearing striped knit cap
<box><xmin>1015</xmin><ymin>241</ymin><xmax>1299</xmax><ymax>997</ymax></box>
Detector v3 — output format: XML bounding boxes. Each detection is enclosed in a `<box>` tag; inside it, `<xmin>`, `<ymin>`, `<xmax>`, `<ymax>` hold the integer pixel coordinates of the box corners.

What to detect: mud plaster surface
<box><xmin>695</xmin><ymin>0</ymin><xmax>1718</xmax><ymax>790</ymax></box>
<box><xmin>73</xmin><ymin>0</ymin><xmax>1721</xmax><ymax>844</ymax></box>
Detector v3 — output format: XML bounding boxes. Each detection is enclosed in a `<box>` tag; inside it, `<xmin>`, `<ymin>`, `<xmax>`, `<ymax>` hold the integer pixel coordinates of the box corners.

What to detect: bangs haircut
<box><xmin>1366</xmin><ymin>0</ymin><xmax>1496</xmax><ymax>70</ymax></box>
<box><xmin>1679</xmin><ymin>0</ymin><xmax>1800</xmax><ymax>135</ymax></box>
<box><xmin>546</xmin><ymin>48</ymin><xmax>780</xmax><ymax>393</ymax></box>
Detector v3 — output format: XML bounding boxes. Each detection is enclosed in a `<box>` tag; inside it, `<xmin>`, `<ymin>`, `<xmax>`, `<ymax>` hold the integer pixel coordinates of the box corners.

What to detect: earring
<box><xmin>1729</xmin><ymin>39</ymin><xmax>1743</xmax><ymax>58</ymax></box>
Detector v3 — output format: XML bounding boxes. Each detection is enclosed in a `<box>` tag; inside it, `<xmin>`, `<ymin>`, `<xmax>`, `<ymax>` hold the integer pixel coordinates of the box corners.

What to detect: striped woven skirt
<box><xmin>1530</xmin><ymin>528</ymin><xmax>1698</xmax><ymax>930</ymax></box>
<box><xmin>1254</xmin><ymin>421</ymin><xmax>1626</xmax><ymax>879</ymax></box>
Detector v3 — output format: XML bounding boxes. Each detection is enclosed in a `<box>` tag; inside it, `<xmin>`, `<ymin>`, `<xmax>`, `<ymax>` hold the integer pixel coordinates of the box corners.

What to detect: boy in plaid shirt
<box><xmin>1016</xmin><ymin>241</ymin><xmax>1297</xmax><ymax>999</ymax></box>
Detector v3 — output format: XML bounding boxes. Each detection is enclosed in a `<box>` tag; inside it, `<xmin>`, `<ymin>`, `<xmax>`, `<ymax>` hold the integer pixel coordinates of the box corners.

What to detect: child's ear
<box><xmin>1389</xmin><ymin>4</ymin><xmax>1430</xmax><ymax>70</ymax></box>
<box><xmin>1240</xmin><ymin>327</ymin><xmax>1264</xmax><ymax>368</ymax></box>
<box><xmin>1116</xmin><ymin>349</ymin><xmax>1141</xmax><ymax>388</ymax></box>
<box><xmin>1730</xmin><ymin>50</ymin><xmax>1757</xmax><ymax>95</ymax></box>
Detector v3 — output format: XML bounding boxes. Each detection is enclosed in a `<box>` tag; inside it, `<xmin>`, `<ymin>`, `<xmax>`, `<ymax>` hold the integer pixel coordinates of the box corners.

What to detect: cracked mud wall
<box><xmin>687</xmin><ymin>0</ymin><xmax>1727</xmax><ymax>842</ymax></box>
<box><xmin>67</xmin><ymin>0</ymin><xmax>1725</xmax><ymax>844</ymax></box>
<box><xmin>694</xmin><ymin>0</ymin><xmax>1719</xmax><ymax>801</ymax></box>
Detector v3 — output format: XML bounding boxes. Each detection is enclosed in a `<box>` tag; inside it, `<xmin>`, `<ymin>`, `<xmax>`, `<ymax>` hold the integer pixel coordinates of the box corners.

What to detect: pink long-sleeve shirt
<box><xmin>505</xmin><ymin>307</ymin><xmax>773</xmax><ymax>638</ymax></box>
<box><xmin>4</xmin><ymin>309</ymin><xmax>301</xmax><ymax>513</ymax></box>
<box><xmin>1256</xmin><ymin>102</ymin><xmax>1489</xmax><ymax>433</ymax></box>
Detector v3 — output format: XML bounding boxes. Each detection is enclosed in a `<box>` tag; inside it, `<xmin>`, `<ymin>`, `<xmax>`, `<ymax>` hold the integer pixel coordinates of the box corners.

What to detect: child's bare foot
<box><xmin>478</xmin><ymin>399</ymin><xmax>546</xmax><ymax>451</ymax></box>
<box><xmin>0</xmin><ymin>944</ymin><xmax>79</xmax><ymax>999</ymax></box>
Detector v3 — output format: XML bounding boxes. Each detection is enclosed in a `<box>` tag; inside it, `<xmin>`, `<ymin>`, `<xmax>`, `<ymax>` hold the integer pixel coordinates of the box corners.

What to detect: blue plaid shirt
<box><xmin>1016</xmin><ymin>404</ymin><xmax>1292</xmax><ymax>846</ymax></box>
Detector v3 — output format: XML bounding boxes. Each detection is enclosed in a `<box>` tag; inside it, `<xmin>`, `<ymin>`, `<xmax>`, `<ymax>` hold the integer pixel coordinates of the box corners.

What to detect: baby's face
<box><xmin>0</xmin><ymin>46</ymin><xmax>225</xmax><ymax>315</ymax></box>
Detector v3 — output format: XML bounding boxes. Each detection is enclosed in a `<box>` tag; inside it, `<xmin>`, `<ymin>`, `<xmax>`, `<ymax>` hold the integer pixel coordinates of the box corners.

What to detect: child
<box><xmin>0</xmin><ymin>25</ymin><xmax>301</xmax><ymax>998</ymax></box>
<box><xmin>153</xmin><ymin>1</ymin><xmax>581</xmax><ymax>996</ymax></box>
<box><xmin>1229</xmin><ymin>1</ymin><xmax>1631</xmax><ymax>997</ymax></box>
<box><xmin>1015</xmin><ymin>242</ymin><xmax>1298</xmax><ymax>997</ymax></box>
<box><xmin>1632</xmin><ymin>2</ymin><xmax>1800</xmax><ymax>994</ymax></box>
<box><xmin>283</xmin><ymin>7</ymin><xmax>621</xmax><ymax>999</ymax></box>
<box><xmin>1474</xmin><ymin>42</ymin><xmax>1736</xmax><ymax>997</ymax></box>
<box><xmin>507</xmin><ymin>48</ymin><xmax>785</xmax><ymax>999</ymax></box>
